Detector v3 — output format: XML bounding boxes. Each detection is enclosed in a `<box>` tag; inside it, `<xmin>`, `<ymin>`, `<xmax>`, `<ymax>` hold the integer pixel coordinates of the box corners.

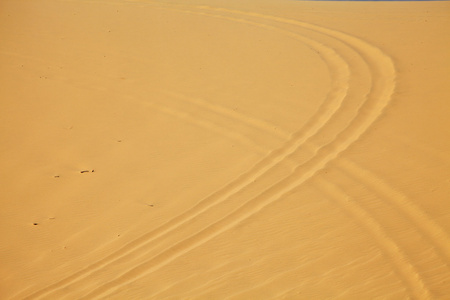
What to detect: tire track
<box><xmin>313</xmin><ymin>177</ymin><xmax>432</xmax><ymax>299</ymax></box>
<box><xmin>27</xmin><ymin>1</ymin><xmax>386</xmax><ymax>298</ymax></box>
<box><xmin>23</xmin><ymin>1</ymin><xmax>394</xmax><ymax>298</ymax></box>
<box><xmin>316</xmin><ymin>160</ymin><xmax>450</xmax><ymax>297</ymax></box>
<box><xmin>302</xmin><ymin>142</ymin><xmax>450</xmax><ymax>270</ymax></box>
<box><xmin>161</xmin><ymin>90</ymin><xmax>292</xmax><ymax>141</ymax></box>
<box><xmin>145</xmin><ymin>98</ymin><xmax>270</xmax><ymax>154</ymax></box>
<box><xmin>79</xmin><ymin>156</ymin><xmax>379</xmax><ymax>300</ymax></box>
<box><xmin>22</xmin><ymin>3</ymin><xmax>353</xmax><ymax>299</ymax></box>
<box><xmin>79</xmin><ymin>40</ymin><xmax>394</xmax><ymax>297</ymax></box>
<box><xmin>145</xmin><ymin>90</ymin><xmax>284</xmax><ymax>151</ymax></box>
<box><xmin>284</xmin><ymin>139</ymin><xmax>450</xmax><ymax>296</ymax></box>
<box><xmin>334</xmin><ymin>159</ymin><xmax>450</xmax><ymax>267</ymax></box>
<box><xmin>265</xmin><ymin>130</ymin><xmax>450</xmax><ymax>278</ymax></box>
<box><xmin>158</xmin><ymin>155</ymin><xmax>450</xmax><ymax>299</ymax></box>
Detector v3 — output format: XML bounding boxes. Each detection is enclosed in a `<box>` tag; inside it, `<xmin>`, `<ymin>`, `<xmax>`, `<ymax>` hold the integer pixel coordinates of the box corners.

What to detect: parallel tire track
<box><xmin>334</xmin><ymin>159</ymin><xmax>450</xmax><ymax>265</ymax></box>
<box><xmin>314</xmin><ymin>178</ymin><xmax>432</xmax><ymax>299</ymax></box>
<box><xmin>22</xmin><ymin>3</ymin><xmax>353</xmax><ymax>299</ymax></box>
<box><xmin>23</xmin><ymin>1</ymin><xmax>398</xmax><ymax>299</ymax></box>
<box><xmin>161</xmin><ymin>90</ymin><xmax>292</xmax><ymax>141</ymax></box>
<box><xmin>148</xmin><ymin>153</ymin><xmax>450</xmax><ymax>299</ymax></box>
<box><xmin>304</xmin><ymin>140</ymin><xmax>450</xmax><ymax>271</ymax></box>
<box><xmin>76</xmin><ymin>3</ymin><xmax>396</xmax><ymax>298</ymax></box>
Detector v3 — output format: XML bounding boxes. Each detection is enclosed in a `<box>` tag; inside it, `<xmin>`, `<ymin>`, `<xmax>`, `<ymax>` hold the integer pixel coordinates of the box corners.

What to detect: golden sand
<box><xmin>1</xmin><ymin>0</ymin><xmax>450</xmax><ymax>298</ymax></box>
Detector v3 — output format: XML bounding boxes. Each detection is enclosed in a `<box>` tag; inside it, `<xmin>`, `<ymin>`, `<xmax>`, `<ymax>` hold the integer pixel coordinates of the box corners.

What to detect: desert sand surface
<box><xmin>1</xmin><ymin>0</ymin><xmax>450</xmax><ymax>299</ymax></box>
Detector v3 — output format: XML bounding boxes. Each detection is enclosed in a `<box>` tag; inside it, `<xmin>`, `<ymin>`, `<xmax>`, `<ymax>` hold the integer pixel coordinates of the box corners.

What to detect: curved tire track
<box><xmin>334</xmin><ymin>159</ymin><xmax>450</xmax><ymax>265</ymax></box>
<box><xmin>22</xmin><ymin>3</ymin><xmax>352</xmax><ymax>300</ymax></box>
<box><xmin>78</xmin><ymin>3</ymin><xmax>396</xmax><ymax>299</ymax></box>
<box><xmin>314</xmin><ymin>177</ymin><xmax>432</xmax><ymax>299</ymax></box>
<box><xmin>23</xmin><ymin>1</ymin><xmax>398</xmax><ymax>299</ymax></box>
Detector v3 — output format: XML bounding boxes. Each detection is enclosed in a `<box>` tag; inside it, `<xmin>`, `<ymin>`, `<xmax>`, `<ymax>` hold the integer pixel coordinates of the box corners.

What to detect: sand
<box><xmin>1</xmin><ymin>0</ymin><xmax>450</xmax><ymax>299</ymax></box>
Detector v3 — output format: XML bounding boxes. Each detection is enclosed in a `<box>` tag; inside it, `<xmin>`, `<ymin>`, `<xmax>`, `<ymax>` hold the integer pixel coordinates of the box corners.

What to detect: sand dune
<box><xmin>1</xmin><ymin>0</ymin><xmax>450</xmax><ymax>299</ymax></box>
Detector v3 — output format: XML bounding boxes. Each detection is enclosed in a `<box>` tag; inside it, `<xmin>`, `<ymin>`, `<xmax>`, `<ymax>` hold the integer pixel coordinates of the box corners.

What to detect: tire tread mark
<box><xmin>147</xmin><ymin>100</ymin><xmax>269</xmax><ymax>154</ymax></box>
<box><xmin>314</xmin><ymin>177</ymin><xmax>431</xmax><ymax>299</ymax></box>
<box><xmin>335</xmin><ymin>159</ymin><xmax>450</xmax><ymax>264</ymax></box>
<box><xmin>77</xmin><ymin>4</ymin><xmax>396</xmax><ymax>295</ymax></box>
<box><xmin>22</xmin><ymin>1</ymin><xmax>396</xmax><ymax>298</ymax></box>
<box><xmin>161</xmin><ymin>90</ymin><xmax>291</xmax><ymax>141</ymax></box>
<box><xmin>23</xmin><ymin>5</ymin><xmax>351</xmax><ymax>300</ymax></box>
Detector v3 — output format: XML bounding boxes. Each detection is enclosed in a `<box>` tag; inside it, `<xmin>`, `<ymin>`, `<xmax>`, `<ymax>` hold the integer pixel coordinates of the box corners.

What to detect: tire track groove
<box><xmin>78</xmin><ymin>3</ymin><xmax>395</xmax><ymax>295</ymax></box>
<box><xmin>334</xmin><ymin>159</ymin><xmax>450</xmax><ymax>265</ymax></box>
<box><xmin>23</xmin><ymin>2</ymin><xmax>397</xmax><ymax>299</ymax></box>
<box><xmin>314</xmin><ymin>177</ymin><xmax>432</xmax><ymax>299</ymax></box>
<box><xmin>23</xmin><ymin>4</ymin><xmax>352</xmax><ymax>299</ymax></box>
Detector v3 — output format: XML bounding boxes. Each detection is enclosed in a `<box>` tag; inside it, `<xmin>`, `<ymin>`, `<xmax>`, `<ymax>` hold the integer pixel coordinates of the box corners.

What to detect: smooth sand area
<box><xmin>1</xmin><ymin>0</ymin><xmax>450</xmax><ymax>299</ymax></box>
